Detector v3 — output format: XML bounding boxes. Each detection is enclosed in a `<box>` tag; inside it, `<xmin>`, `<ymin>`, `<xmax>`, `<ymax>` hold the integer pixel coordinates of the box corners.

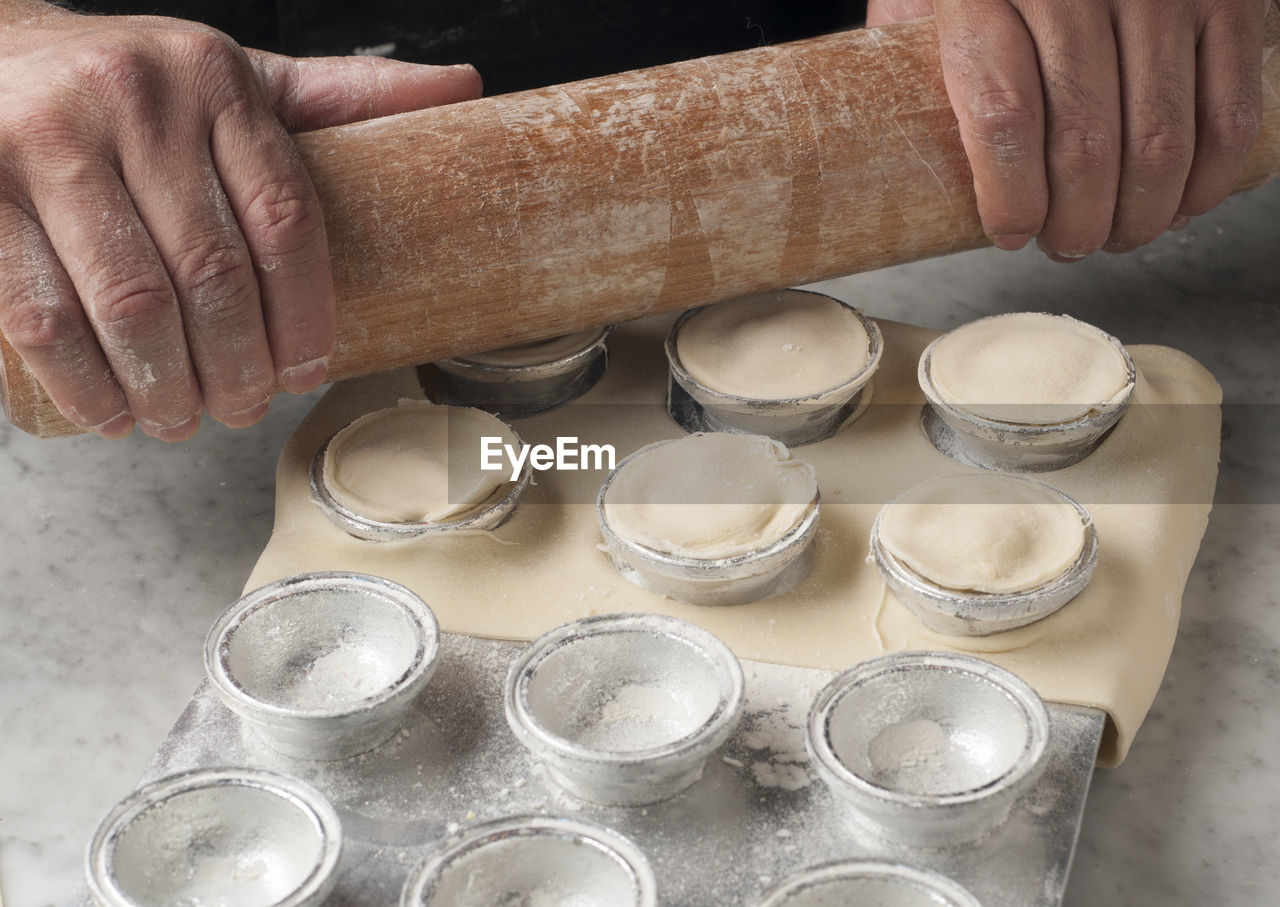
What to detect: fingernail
<box><xmin>91</xmin><ymin>412</ymin><xmax>135</xmax><ymax>439</ymax></box>
<box><xmin>1102</xmin><ymin>241</ymin><xmax>1135</xmax><ymax>254</ymax></box>
<box><xmin>1046</xmin><ymin>252</ymin><xmax>1088</xmax><ymax>264</ymax></box>
<box><xmin>281</xmin><ymin>357</ymin><xmax>329</xmax><ymax>394</ymax></box>
<box><xmin>220</xmin><ymin>399</ymin><xmax>271</xmax><ymax>428</ymax></box>
<box><xmin>142</xmin><ymin>413</ymin><xmax>202</xmax><ymax>443</ymax></box>
<box><xmin>991</xmin><ymin>233</ymin><xmax>1033</xmax><ymax>251</ymax></box>
<box><xmin>1169</xmin><ymin>215</ymin><xmax>1192</xmax><ymax>232</ymax></box>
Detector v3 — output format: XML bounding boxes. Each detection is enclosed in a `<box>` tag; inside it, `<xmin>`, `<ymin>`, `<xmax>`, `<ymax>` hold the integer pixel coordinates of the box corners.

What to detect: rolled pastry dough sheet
<box><xmin>248</xmin><ymin>316</ymin><xmax>1221</xmax><ymax>766</ymax></box>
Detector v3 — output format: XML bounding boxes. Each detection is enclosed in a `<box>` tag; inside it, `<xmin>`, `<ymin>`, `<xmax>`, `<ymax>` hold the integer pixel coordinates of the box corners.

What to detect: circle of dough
<box><xmin>323</xmin><ymin>402</ymin><xmax>520</xmax><ymax>523</ymax></box>
<box><xmin>603</xmin><ymin>433</ymin><xmax>818</xmax><ymax>559</ymax></box>
<box><xmin>878</xmin><ymin>474</ymin><xmax>1087</xmax><ymax>594</ymax></box>
<box><xmin>926</xmin><ymin>313</ymin><xmax>1132</xmax><ymax>424</ymax></box>
<box><xmin>459</xmin><ymin>328</ymin><xmax>605</xmax><ymax>367</ymax></box>
<box><xmin>676</xmin><ymin>292</ymin><xmax>871</xmax><ymax>399</ymax></box>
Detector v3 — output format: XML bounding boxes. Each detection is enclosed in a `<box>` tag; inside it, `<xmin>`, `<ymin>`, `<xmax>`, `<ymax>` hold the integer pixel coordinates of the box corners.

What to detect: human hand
<box><xmin>866</xmin><ymin>0</ymin><xmax>1269</xmax><ymax>260</ymax></box>
<box><xmin>0</xmin><ymin>1</ymin><xmax>481</xmax><ymax>440</ymax></box>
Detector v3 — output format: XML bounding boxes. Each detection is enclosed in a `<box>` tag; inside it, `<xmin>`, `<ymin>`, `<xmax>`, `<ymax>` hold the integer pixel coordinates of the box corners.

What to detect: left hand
<box><xmin>866</xmin><ymin>0</ymin><xmax>1269</xmax><ymax>260</ymax></box>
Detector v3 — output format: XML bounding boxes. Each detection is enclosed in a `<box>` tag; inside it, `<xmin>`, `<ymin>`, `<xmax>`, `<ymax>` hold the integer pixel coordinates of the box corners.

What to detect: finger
<box><xmin>935</xmin><ymin>0</ymin><xmax>1048</xmax><ymax>250</ymax></box>
<box><xmin>865</xmin><ymin>0</ymin><xmax>937</xmax><ymax>28</ymax></box>
<box><xmin>0</xmin><ymin>205</ymin><xmax>134</xmax><ymax>438</ymax></box>
<box><xmin>30</xmin><ymin>167</ymin><xmax>203</xmax><ymax>440</ymax></box>
<box><xmin>246</xmin><ymin>50</ymin><xmax>484</xmax><ymax>132</ymax></box>
<box><xmin>1024</xmin><ymin>0</ymin><xmax>1123</xmax><ymax>261</ymax></box>
<box><xmin>209</xmin><ymin>85</ymin><xmax>336</xmax><ymax>394</ymax></box>
<box><xmin>123</xmin><ymin>138</ymin><xmax>277</xmax><ymax>427</ymax></box>
<box><xmin>1178</xmin><ymin>0</ymin><xmax>1265</xmax><ymax>217</ymax></box>
<box><xmin>1106</xmin><ymin>3</ymin><xmax>1197</xmax><ymax>251</ymax></box>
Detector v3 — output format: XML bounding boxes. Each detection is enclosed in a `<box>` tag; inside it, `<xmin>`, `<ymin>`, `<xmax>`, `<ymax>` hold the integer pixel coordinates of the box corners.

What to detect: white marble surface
<box><xmin>1</xmin><ymin>181</ymin><xmax>1277</xmax><ymax>907</ymax></box>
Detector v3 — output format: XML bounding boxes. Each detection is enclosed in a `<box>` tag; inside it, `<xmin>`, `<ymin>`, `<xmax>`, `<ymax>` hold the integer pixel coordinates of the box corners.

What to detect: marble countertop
<box><xmin>2</xmin><ymin>180</ymin><xmax>1277</xmax><ymax>907</ymax></box>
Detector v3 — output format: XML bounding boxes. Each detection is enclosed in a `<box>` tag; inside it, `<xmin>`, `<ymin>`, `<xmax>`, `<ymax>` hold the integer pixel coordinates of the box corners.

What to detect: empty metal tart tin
<box><xmin>918</xmin><ymin>312</ymin><xmax>1136</xmax><ymax>472</ymax></box>
<box><xmin>310</xmin><ymin>404</ymin><xmax>531</xmax><ymax>542</ymax></box>
<box><xmin>754</xmin><ymin>860</ymin><xmax>982</xmax><ymax>907</ymax></box>
<box><xmin>505</xmin><ymin>612</ymin><xmax>746</xmax><ymax>806</ymax></box>
<box><xmin>596</xmin><ymin>436</ymin><xmax>821</xmax><ymax>607</ymax></box>
<box><xmin>420</xmin><ymin>326</ymin><xmax>612</xmax><ymax>417</ymax></box>
<box><xmin>205</xmin><ymin>572</ymin><xmax>441</xmax><ymax>760</ymax></box>
<box><xmin>806</xmin><ymin>652</ymin><xmax>1050</xmax><ymax>846</ymax></box>
<box><xmin>400</xmin><ymin>815</ymin><xmax>657</xmax><ymax>907</ymax></box>
<box><xmin>869</xmin><ymin>476</ymin><xmax>1099</xmax><ymax>636</ymax></box>
<box><xmin>87</xmin><ymin>767</ymin><xmax>342</xmax><ymax>907</ymax></box>
<box><xmin>665</xmin><ymin>290</ymin><xmax>883</xmax><ymax>447</ymax></box>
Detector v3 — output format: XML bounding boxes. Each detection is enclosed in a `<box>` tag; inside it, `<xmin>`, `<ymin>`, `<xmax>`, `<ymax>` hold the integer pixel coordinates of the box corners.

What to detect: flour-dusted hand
<box><xmin>866</xmin><ymin>0</ymin><xmax>1269</xmax><ymax>260</ymax></box>
<box><xmin>0</xmin><ymin>1</ymin><xmax>481</xmax><ymax>439</ymax></box>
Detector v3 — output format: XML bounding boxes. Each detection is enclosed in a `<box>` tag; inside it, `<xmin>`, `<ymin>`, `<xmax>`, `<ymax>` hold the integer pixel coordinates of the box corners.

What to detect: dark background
<box><xmin>67</xmin><ymin>1</ymin><xmax>871</xmax><ymax>95</ymax></box>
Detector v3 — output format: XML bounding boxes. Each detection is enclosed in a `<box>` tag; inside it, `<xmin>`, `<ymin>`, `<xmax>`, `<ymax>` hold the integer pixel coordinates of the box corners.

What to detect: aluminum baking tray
<box><xmin>68</xmin><ymin>631</ymin><xmax>1103</xmax><ymax>907</ymax></box>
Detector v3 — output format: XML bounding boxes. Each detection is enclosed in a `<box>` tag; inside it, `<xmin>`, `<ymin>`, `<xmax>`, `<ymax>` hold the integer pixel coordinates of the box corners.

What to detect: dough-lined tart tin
<box><xmin>665</xmin><ymin>290</ymin><xmax>883</xmax><ymax>447</ymax></box>
<box><xmin>918</xmin><ymin>313</ymin><xmax>1136</xmax><ymax>472</ymax></box>
<box><xmin>419</xmin><ymin>326</ymin><xmax>612</xmax><ymax>417</ymax></box>
<box><xmin>86</xmin><ymin>767</ymin><xmax>342</xmax><ymax>907</ymax></box>
<box><xmin>309</xmin><ymin>422</ymin><xmax>531</xmax><ymax>542</ymax></box>
<box><xmin>869</xmin><ymin>479</ymin><xmax>1100</xmax><ymax>637</ymax></box>
<box><xmin>595</xmin><ymin>439</ymin><xmax>822</xmax><ymax>606</ymax></box>
<box><xmin>400</xmin><ymin>815</ymin><xmax>657</xmax><ymax>907</ymax></box>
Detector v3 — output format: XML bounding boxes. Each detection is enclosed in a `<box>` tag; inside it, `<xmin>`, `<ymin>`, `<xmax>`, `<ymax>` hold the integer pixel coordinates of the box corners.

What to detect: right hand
<box><xmin>0</xmin><ymin>2</ymin><xmax>482</xmax><ymax>440</ymax></box>
<box><xmin>866</xmin><ymin>0</ymin><xmax>1268</xmax><ymax>262</ymax></box>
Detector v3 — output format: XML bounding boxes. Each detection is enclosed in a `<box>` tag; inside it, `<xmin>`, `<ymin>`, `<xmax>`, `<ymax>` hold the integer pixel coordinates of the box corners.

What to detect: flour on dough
<box><xmin>925</xmin><ymin>312</ymin><xmax>1132</xmax><ymax>424</ymax></box>
<box><xmin>322</xmin><ymin>401</ymin><xmax>520</xmax><ymax>523</ymax></box>
<box><xmin>676</xmin><ymin>291</ymin><xmax>871</xmax><ymax>399</ymax></box>
<box><xmin>877</xmin><ymin>473</ymin><xmax>1088</xmax><ymax>594</ymax></box>
<box><xmin>603</xmin><ymin>433</ymin><xmax>818</xmax><ymax>559</ymax></box>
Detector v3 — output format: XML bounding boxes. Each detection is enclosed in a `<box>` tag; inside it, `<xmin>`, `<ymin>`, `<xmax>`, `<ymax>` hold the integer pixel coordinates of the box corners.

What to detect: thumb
<box><xmin>244</xmin><ymin>49</ymin><xmax>483</xmax><ymax>132</ymax></box>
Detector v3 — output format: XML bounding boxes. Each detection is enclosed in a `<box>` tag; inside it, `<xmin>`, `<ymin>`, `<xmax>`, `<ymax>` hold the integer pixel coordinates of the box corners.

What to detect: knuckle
<box><xmin>1049</xmin><ymin>121</ymin><xmax>1116</xmax><ymax>173</ymax></box>
<box><xmin>171</xmin><ymin>235</ymin><xmax>255</xmax><ymax>308</ymax></box>
<box><xmin>66</xmin><ymin>43</ymin><xmax>164</xmax><ymax>122</ymax></box>
<box><xmin>243</xmin><ymin>180</ymin><xmax>323</xmax><ymax>256</ymax></box>
<box><xmin>1202</xmin><ymin>96</ymin><xmax>1262</xmax><ymax>155</ymax></box>
<box><xmin>1126</xmin><ymin>126</ymin><xmax>1195</xmax><ymax>174</ymax></box>
<box><xmin>965</xmin><ymin>85</ymin><xmax>1041</xmax><ymax>156</ymax></box>
<box><xmin>88</xmin><ymin>277</ymin><xmax>175</xmax><ymax>331</ymax></box>
<box><xmin>0</xmin><ymin>296</ymin><xmax>80</xmax><ymax>352</ymax></box>
<box><xmin>157</xmin><ymin>26</ymin><xmax>255</xmax><ymax>109</ymax></box>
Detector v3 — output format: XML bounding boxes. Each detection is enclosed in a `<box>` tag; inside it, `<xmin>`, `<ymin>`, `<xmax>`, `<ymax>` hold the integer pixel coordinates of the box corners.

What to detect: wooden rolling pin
<box><xmin>4</xmin><ymin>12</ymin><xmax>1279</xmax><ymax>438</ymax></box>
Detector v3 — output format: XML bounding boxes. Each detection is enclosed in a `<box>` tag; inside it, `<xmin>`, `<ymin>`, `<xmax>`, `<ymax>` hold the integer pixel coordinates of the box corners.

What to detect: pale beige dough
<box><xmin>926</xmin><ymin>312</ymin><xmax>1133</xmax><ymax>424</ymax></box>
<box><xmin>602</xmin><ymin>433</ymin><xmax>818</xmax><ymax>559</ymax></box>
<box><xmin>877</xmin><ymin>474</ymin><xmax>1088</xmax><ymax>594</ymax></box>
<box><xmin>677</xmin><ymin>291</ymin><xmax>870</xmax><ymax>398</ymax></box>
<box><xmin>457</xmin><ymin>328</ymin><xmax>606</xmax><ymax>367</ymax></box>
<box><xmin>322</xmin><ymin>401</ymin><xmax>520</xmax><ymax>523</ymax></box>
<box><xmin>251</xmin><ymin>316</ymin><xmax>1221</xmax><ymax>767</ymax></box>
